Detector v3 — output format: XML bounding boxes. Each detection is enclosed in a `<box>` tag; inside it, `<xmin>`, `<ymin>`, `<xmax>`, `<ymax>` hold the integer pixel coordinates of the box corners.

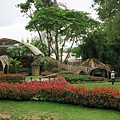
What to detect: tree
<box><xmin>74</xmin><ymin>27</ymin><xmax>120</xmax><ymax>73</ymax></box>
<box><xmin>92</xmin><ymin>0</ymin><xmax>120</xmax><ymax>73</ymax></box>
<box><xmin>77</xmin><ymin>28</ymin><xmax>108</xmax><ymax>61</ymax></box>
<box><xmin>9</xmin><ymin>58</ymin><xmax>22</xmax><ymax>73</ymax></box>
<box><xmin>18</xmin><ymin>0</ymin><xmax>98</xmax><ymax>62</ymax></box>
<box><xmin>30</xmin><ymin>36</ymin><xmax>47</xmax><ymax>54</ymax></box>
<box><xmin>92</xmin><ymin>0</ymin><xmax>120</xmax><ymax>41</ymax></box>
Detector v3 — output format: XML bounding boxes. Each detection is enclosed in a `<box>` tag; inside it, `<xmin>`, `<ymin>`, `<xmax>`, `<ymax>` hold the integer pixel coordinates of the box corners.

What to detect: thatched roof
<box><xmin>79</xmin><ymin>58</ymin><xmax>111</xmax><ymax>74</ymax></box>
<box><xmin>0</xmin><ymin>38</ymin><xmax>43</xmax><ymax>56</ymax></box>
<box><xmin>0</xmin><ymin>55</ymin><xmax>9</xmax><ymax>73</ymax></box>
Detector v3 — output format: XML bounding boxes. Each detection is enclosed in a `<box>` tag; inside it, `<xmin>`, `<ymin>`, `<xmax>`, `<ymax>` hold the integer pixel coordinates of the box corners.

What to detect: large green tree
<box><xmin>18</xmin><ymin>0</ymin><xmax>98</xmax><ymax>62</ymax></box>
<box><xmin>92</xmin><ymin>0</ymin><xmax>120</xmax><ymax>73</ymax></box>
<box><xmin>78</xmin><ymin>28</ymin><xmax>114</xmax><ymax>62</ymax></box>
<box><xmin>92</xmin><ymin>0</ymin><xmax>120</xmax><ymax>41</ymax></box>
<box><xmin>73</xmin><ymin>27</ymin><xmax>120</xmax><ymax>73</ymax></box>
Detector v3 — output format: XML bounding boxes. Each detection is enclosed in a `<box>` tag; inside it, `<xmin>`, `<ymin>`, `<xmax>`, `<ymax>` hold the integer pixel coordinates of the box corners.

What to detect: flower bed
<box><xmin>0</xmin><ymin>74</ymin><xmax>24</xmax><ymax>83</ymax></box>
<box><xmin>0</xmin><ymin>77</ymin><xmax>120</xmax><ymax>111</ymax></box>
<box><xmin>0</xmin><ymin>113</ymin><xmax>54</xmax><ymax>120</ymax></box>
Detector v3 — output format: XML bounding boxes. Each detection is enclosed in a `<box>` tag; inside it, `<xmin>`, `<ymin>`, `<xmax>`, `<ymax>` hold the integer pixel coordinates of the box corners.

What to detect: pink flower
<box><xmin>3</xmin><ymin>115</ymin><xmax>7</xmax><ymax>118</ymax></box>
<box><xmin>44</xmin><ymin>117</ymin><xmax>50</xmax><ymax>120</ymax></box>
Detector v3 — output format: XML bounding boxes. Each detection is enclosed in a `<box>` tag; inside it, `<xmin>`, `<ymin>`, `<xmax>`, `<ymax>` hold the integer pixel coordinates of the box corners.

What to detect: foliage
<box><xmin>60</xmin><ymin>73</ymin><xmax>90</xmax><ymax>83</ymax></box>
<box><xmin>71</xmin><ymin>47</ymin><xmax>81</xmax><ymax>58</ymax></box>
<box><xmin>75</xmin><ymin>27</ymin><xmax>120</xmax><ymax>73</ymax></box>
<box><xmin>92</xmin><ymin>0</ymin><xmax>120</xmax><ymax>41</ymax></box>
<box><xmin>3</xmin><ymin>44</ymin><xmax>32</xmax><ymax>58</ymax></box>
<box><xmin>9</xmin><ymin>58</ymin><xmax>22</xmax><ymax>74</ymax></box>
<box><xmin>0</xmin><ymin>74</ymin><xmax>24</xmax><ymax>83</ymax></box>
<box><xmin>18</xmin><ymin>0</ymin><xmax>99</xmax><ymax>62</ymax></box>
<box><xmin>51</xmin><ymin>68</ymin><xmax>60</xmax><ymax>73</ymax></box>
<box><xmin>30</xmin><ymin>37</ymin><xmax>47</xmax><ymax>55</ymax></box>
<box><xmin>0</xmin><ymin>77</ymin><xmax>120</xmax><ymax>111</ymax></box>
<box><xmin>78</xmin><ymin>28</ymin><xmax>109</xmax><ymax>61</ymax></box>
<box><xmin>34</xmin><ymin>57</ymin><xmax>57</xmax><ymax>71</ymax></box>
<box><xmin>91</xmin><ymin>0</ymin><xmax>120</xmax><ymax>73</ymax></box>
<box><xmin>0</xmin><ymin>77</ymin><xmax>68</xmax><ymax>100</ymax></box>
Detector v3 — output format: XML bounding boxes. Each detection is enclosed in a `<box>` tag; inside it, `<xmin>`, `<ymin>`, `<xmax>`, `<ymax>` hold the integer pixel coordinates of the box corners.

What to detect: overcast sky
<box><xmin>0</xmin><ymin>0</ymin><xmax>97</xmax><ymax>42</ymax></box>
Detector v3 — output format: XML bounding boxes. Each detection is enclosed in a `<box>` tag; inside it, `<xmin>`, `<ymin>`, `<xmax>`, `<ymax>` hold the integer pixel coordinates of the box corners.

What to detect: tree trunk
<box><xmin>55</xmin><ymin>32</ymin><xmax>59</xmax><ymax>61</ymax></box>
<box><xmin>64</xmin><ymin>37</ymin><xmax>75</xmax><ymax>62</ymax></box>
<box><xmin>36</xmin><ymin>27</ymin><xmax>47</xmax><ymax>56</ymax></box>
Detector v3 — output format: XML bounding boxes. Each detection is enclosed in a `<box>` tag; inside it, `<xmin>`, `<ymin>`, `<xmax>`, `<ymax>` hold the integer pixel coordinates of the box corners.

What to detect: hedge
<box><xmin>0</xmin><ymin>77</ymin><xmax>120</xmax><ymax>111</ymax></box>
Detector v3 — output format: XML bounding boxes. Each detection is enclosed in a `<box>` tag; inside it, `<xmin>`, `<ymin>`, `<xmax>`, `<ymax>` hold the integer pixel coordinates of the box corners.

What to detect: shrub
<box><xmin>0</xmin><ymin>113</ymin><xmax>54</xmax><ymax>120</ymax></box>
<box><xmin>89</xmin><ymin>76</ymin><xmax>108</xmax><ymax>82</ymax></box>
<box><xmin>0</xmin><ymin>77</ymin><xmax>68</xmax><ymax>100</ymax></box>
<box><xmin>0</xmin><ymin>77</ymin><xmax>120</xmax><ymax>111</ymax></box>
<box><xmin>60</xmin><ymin>73</ymin><xmax>90</xmax><ymax>83</ymax></box>
<box><xmin>0</xmin><ymin>74</ymin><xmax>24</xmax><ymax>83</ymax></box>
<box><xmin>51</xmin><ymin>68</ymin><xmax>60</xmax><ymax>73</ymax></box>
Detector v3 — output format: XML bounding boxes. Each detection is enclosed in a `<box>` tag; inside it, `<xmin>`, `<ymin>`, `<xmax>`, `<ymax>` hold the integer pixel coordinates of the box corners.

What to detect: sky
<box><xmin>0</xmin><ymin>0</ymin><xmax>97</xmax><ymax>42</ymax></box>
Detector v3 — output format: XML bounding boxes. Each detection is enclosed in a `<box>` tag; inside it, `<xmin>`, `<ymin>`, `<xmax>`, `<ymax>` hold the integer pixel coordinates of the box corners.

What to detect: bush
<box><xmin>89</xmin><ymin>76</ymin><xmax>108</xmax><ymax>82</ymax></box>
<box><xmin>0</xmin><ymin>77</ymin><xmax>68</xmax><ymax>100</ymax></box>
<box><xmin>0</xmin><ymin>74</ymin><xmax>24</xmax><ymax>83</ymax></box>
<box><xmin>51</xmin><ymin>68</ymin><xmax>60</xmax><ymax>73</ymax></box>
<box><xmin>60</xmin><ymin>73</ymin><xmax>90</xmax><ymax>83</ymax></box>
<box><xmin>0</xmin><ymin>113</ymin><xmax>54</xmax><ymax>120</ymax></box>
<box><xmin>0</xmin><ymin>77</ymin><xmax>120</xmax><ymax>111</ymax></box>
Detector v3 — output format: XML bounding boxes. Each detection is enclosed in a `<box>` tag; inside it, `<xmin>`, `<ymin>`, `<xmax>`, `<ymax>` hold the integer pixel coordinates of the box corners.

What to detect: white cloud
<box><xmin>0</xmin><ymin>0</ymin><xmax>98</xmax><ymax>42</ymax></box>
<box><xmin>0</xmin><ymin>0</ymin><xmax>25</xmax><ymax>26</ymax></box>
<box><xmin>0</xmin><ymin>22</ymin><xmax>37</xmax><ymax>41</ymax></box>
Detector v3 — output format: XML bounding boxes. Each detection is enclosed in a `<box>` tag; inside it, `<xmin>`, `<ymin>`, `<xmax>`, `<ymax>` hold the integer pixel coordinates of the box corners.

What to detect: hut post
<box><xmin>32</xmin><ymin>65</ymin><xmax>40</xmax><ymax>76</ymax></box>
<box><xmin>101</xmin><ymin>69</ymin><xmax>105</xmax><ymax>78</ymax></box>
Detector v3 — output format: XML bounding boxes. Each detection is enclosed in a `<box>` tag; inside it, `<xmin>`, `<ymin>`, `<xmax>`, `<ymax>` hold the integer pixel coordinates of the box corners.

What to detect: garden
<box><xmin>1</xmin><ymin>0</ymin><xmax>120</xmax><ymax>119</ymax></box>
<box><xmin>0</xmin><ymin>73</ymin><xmax>120</xmax><ymax>120</ymax></box>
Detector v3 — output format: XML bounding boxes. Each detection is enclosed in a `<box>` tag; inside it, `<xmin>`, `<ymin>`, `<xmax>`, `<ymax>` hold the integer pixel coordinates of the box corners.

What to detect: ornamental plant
<box><xmin>0</xmin><ymin>74</ymin><xmax>24</xmax><ymax>83</ymax></box>
<box><xmin>0</xmin><ymin>77</ymin><xmax>68</xmax><ymax>100</ymax></box>
<box><xmin>0</xmin><ymin>77</ymin><xmax>120</xmax><ymax>111</ymax></box>
<box><xmin>0</xmin><ymin>114</ymin><xmax>54</xmax><ymax>120</ymax></box>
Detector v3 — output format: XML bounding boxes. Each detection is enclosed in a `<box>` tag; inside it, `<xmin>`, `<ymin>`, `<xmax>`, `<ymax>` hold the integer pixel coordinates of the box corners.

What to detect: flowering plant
<box><xmin>0</xmin><ymin>114</ymin><xmax>54</xmax><ymax>120</ymax></box>
<box><xmin>0</xmin><ymin>74</ymin><xmax>24</xmax><ymax>83</ymax></box>
<box><xmin>0</xmin><ymin>77</ymin><xmax>120</xmax><ymax>111</ymax></box>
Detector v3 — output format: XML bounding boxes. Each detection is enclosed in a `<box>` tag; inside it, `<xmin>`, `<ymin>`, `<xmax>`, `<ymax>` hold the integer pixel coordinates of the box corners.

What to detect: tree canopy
<box><xmin>18</xmin><ymin>0</ymin><xmax>99</xmax><ymax>62</ymax></box>
<box><xmin>92</xmin><ymin>0</ymin><xmax>120</xmax><ymax>41</ymax></box>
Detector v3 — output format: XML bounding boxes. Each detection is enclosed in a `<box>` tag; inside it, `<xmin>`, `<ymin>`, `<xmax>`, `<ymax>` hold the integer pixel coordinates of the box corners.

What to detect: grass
<box><xmin>74</xmin><ymin>82</ymin><xmax>120</xmax><ymax>89</ymax></box>
<box><xmin>2</xmin><ymin>76</ymin><xmax>120</xmax><ymax>120</ymax></box>
<box><xmin>25</xmin><ymin>75</ymin><xmax>120</xmax><ymax>89</ymax></box>
<box><xmin>25</xmin><ymin>76</ymin><xmax>41</xmax><ymax>81</ymax></box>
<box><xmin>0</xmin><ymin>100</ymin><xmax>120</xmax><ymax>120</ymax></box>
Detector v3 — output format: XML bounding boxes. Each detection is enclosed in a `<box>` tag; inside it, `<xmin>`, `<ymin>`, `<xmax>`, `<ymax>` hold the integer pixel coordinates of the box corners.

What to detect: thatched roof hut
<box><xmin>79</xmin><ymin>58</ymin><xmax>111</xmax><ymax>78</ymax></box>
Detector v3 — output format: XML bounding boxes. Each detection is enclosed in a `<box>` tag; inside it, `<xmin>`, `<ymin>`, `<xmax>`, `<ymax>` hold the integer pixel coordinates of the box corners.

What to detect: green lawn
<box><xmin>1</xmin><ymin>78</ymin><xmax>119</xmax><ymax>120</ymax></box>
<box><xmin>25</xmin><ymin>76</ymin><xmax>41</xmax><ymax>81</ymax></box>
<box><xmin>0</xmin><ymin>100</ymin><xmax>120</xmax><ymax>120</ymax></box>
<box><xmin>74</xmin><ymin>82</ymin><xmax>120</xmax><ymax>89</ymax></box>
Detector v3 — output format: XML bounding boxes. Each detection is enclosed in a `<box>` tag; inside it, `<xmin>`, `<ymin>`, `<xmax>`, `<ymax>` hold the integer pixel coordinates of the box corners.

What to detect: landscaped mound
<box><xmin>0</xmin><ymin>77</ymin><xmax>120</xmax><ymax>111</ymax></box>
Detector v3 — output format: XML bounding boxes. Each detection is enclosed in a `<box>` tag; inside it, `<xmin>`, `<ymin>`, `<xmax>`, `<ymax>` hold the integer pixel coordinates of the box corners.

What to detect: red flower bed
<box><xmin>0</xmin><ymin>77</ymin><xmax>120</xmax><ymax>111</ymax></box>
<box><xmin>0</xmin><ymin>77</ymin><xmax>68</xmax><ymax>100</ymax></box>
